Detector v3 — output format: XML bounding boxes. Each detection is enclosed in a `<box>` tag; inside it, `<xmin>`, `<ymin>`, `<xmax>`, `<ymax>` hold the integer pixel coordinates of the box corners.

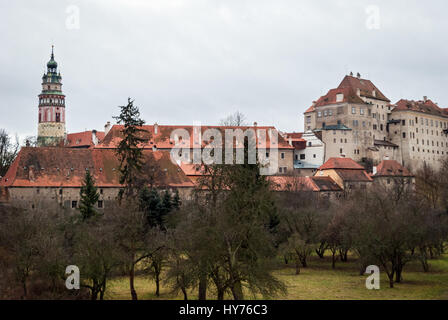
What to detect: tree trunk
<box><xmin>21</xmin><ymin>278</ymin><xmax>27</xmax><ymax>300</ymax></box>
<box><xmin>395</xmin><ymin>267</ymin><xmax>403</xmax><ymax>283</ymax></box>
<box><xmin>181</xmin><ymin>287</ymin><xmax>188</xmax><ymax>300</ymax></box>
<box><xmin>198</xmin><ymin>275</ymin><xmax>207</xmax><ymax>300</ymax></box>
<box><xmin>331</xmin><ymin>251</ymin><xmax>336</xmax><ymax>269</ymax></box>
<box><xmin>155</xmin><ymin>272</ymin><xmax>160</xmax><ymax>297</ymax></box>
<box><xmin>231</xmin><ymin>281</ymin><xmax>244</xmax><ymax>300</ymax></box>
<box><xmin>295</xmin><ymin>260</ymin><xmax>300</xmax><ymax>275</ymax></box>
<box><xmin>129</xmin><ymin>263</ymin><xmax>138</xmax><ymax>300</ymax></box>
<box><xmin>217</xmin><ymin>288</ymin><xmax>225</xmax><ymax>300</ymax></box>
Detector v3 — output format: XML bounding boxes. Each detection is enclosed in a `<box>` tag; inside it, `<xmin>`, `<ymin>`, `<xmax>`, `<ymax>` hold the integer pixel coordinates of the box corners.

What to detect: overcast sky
<box><xmin>1</xmin><ymin>0</ymin><xmax>447</xmax><ymax>141</ymax></box>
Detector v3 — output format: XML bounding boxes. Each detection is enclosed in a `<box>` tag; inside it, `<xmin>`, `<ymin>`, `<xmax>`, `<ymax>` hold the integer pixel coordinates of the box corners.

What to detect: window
<box><xmin>317</xmin><ymin>111</ymin><xmax>322</xmax><ymax>118</ymax></box>
<box><xmin>402</xmin><ymin>120</ymin><xmax>406</xmax><ymax>126</ymax></box>
<box><xmin>266</xmin><ymin>152</ymin><xmax>270</xmax><ymax>158</ymax></box>
<box><xmin>403</xmin><ymin>132</ymin><xmax>406</xmax><ymax>139</ymax></box>
<box><xmin>71</xmin><ymin>201</ymin><xmax>78</xmax><ymax>208</ymax></box>
<box><xmin>340</xmin><ymin>148</ymin><xmax>343</xmax><ymax>154</ymax></box>
<box><xmin>295</xmin><ymin>155</ymin><xmax>298</xmax><ymax>161</ymax></box>
<box><xmin>279</xmin><ymin>167</ymin><xmax>283</xmax><ymax>173</ymax></box>
<box><xmin>351</xmin><ymin>107</ymin><xmax>356</xmax><ymax>114</ymax></box>
<box><xmin>306</xmin><ymin>116</ymin><xmax>311</xmax><ymax>124</ymax></box>
<box><xmin>324</xmin><ymin>110</ymin><xmax>328</xmax><ymax>117</ymax></box>
<box><xmin>373</xmin><ymin>124</ymin><xmax>377</xmax><ymax>130</ymax></box>
<box><xmin>98</xmin><ymin>201</ymin><xmax>104</xmax><ymax>209</ymax></box>
<box><xmin>59</xmin><ymin>189</ymin><xmax>62</xmax><ymax>195</ymax></box>
<box><xmin>56</xmin><ymin>113</ymin><xmax>60</xmax><ymax>123</ymax></box>
<box><xmin>360</xmin><ymin>109</ymin><xmax>365</xmax><ymax>115</ymax></box>
<box><xmin>300</xmin><ymin>154</ymin><xmax>306</xmax><ymax>160</ymax></box>
<box><xmin>313</xmin><ymin>154</ymin><xmax>316</xmax><ymax>159</ymax></box>
<box><xmin>308</xmin><ymin>142</ymin><xmax>312</xmax><ymax>147</ymax></box>
<box><xmin>100</xmin><ymin>189</ymin><xmax>103</xmax><ymax>195</ymax></box>
<box><xmin>281</xmin><ymin>153</ymin><xmax>285</xmax><ymax>159</ymax></box>
<box><xmin>336</xmin><ymin>93</ymin><xmax>344</xmax><ymax>102</ymax></box>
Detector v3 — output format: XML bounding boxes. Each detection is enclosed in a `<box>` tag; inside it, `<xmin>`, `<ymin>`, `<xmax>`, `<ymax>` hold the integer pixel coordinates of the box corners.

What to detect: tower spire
<box><xmin>51</xmin><ymin>45</ymin><xmax>54</xmax><ymax>59</ymax></box>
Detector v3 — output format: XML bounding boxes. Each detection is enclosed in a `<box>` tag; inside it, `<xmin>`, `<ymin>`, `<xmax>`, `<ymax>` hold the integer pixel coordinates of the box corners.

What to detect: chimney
<box><xmin>104</xmin><ymin>121</ymin><xmax>111</xmax><ymax>135</ymax></box>
<box><xmin>253</xmin><ymin>122</ymin><xmax>258</xmax><ymax>127</ymax></box>
<box><xmin>423</xmin><ymin>96</ymin><xmax>428</xmax><ymax>102</ymax></box>
<box><xmin>373</xmin><ymin>166</ymin><xmax>377</xmax><ymax>175</ymax></box>
<box><xmin>154</xmin><ymin>122</ymin><xmax>159</xmax><ymax>135</ymax></box>
<box><xmin>92</xmin><ymin>130</ymin><xmax>99</xmax><ymax>146</ymax></box>
<box><xmin>357</xmin><ymin>72</ymin><xmax>361</xmax><ymax>79</ymax></box>
<box><xmin>288</xmin><ymin>136</ymin><xmax>292</xmax><ymax>146</ymax></box>
<box><xmin>25</xmin><ymin>140</ymin><xmax>30</xmax><ymax>147</ymax></box>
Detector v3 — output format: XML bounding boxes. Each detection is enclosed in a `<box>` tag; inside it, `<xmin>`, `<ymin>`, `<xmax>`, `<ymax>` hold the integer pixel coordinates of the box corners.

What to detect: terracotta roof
<box><xmin>334</xmin><ymin>169</ymin><xmax>373</xmax><ymax>182</ymax></box>
<box><xmin>66</xmin><ymin>131</ymin><xmax>105</xmax><ymax>148</ymax></box>
<box><xmin>304</xmin><ymin>106</ymin><xmax>315</xmax><ymax>114</ymax></box>
<box><xmin>338</xmin><ymin>75</ymin><xmax>390</xmax><ymax>102</ymax></box>
<box><xmin>319</xmin><ymin>157</ymin><xmax>365</xmax><ymax>170</ymax></box>
<box><xmin>0</xmin><ymin>147</ymin><xmax>193</xmax><ymax>188</ymax></box>
<box><xmin>97</xmin><ymin>125</ymin><xmax>293</xmax><ymax>150</ymax></box>
<box><xmin>284</xmin><ymin>132</ymin><xmax>303</xmax><ymax>140</ymax></box>
<box><xmin>268</xmin><ymin>176</ymin><xmax>342</xmax><ymax>192</ymax></box>
<box><xmin>310</xmin><ymin>176</ymin><xmax>343</xmax><ymax>192</ymax></box>
<box><xmin>313</xmin><ymin>87</ymin><xmax>366</xmax><ymax>108</ymax></box>
<box><xmin>393</xmin><ymin>99</ymin><xmax>448</xmax><ymax>118</ymax></box>
<box><xmin>374</xmin><ymin>160</ymin><xmax>413</xmax><ymax>177</ymax></box>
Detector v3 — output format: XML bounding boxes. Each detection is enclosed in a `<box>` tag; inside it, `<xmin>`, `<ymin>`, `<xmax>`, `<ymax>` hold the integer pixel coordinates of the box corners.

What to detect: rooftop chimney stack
<box><xmin>253</xmin><ymin>122</ymin><xmax>258</xmax><ymax>127</ymax></box>
<box><xmin>104</xmin><ymin>122</ymin><xmax>111</xmax><ymax>136</ymax></box>
<box><xmin>423</xmin><ymin>96</ymin><xmax>428</xmax><ymax>102</ymax></box>
<box><xmin>357</xmin><ymin>72</ymin><xmax>361</xmax><ymax>79</ymax></box>
<box><xmin>92</xmin><ymin>130</ymin><xmax>99</xmax><ymax>146</ymax></box>
<box><xmin>154</xmin><ymin>122</ymin><xmax>159</xmax><ymax>135</ymax></box>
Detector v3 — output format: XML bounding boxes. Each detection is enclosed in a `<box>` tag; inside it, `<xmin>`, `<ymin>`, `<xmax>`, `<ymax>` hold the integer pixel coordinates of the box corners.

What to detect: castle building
<box><xmin>303</xmin><ymin>73</ymin><xmax>448</xmax><ymax>171</ymax></box>
<box><xmin>388</xmin><ymin>98</ymin><xmax>448</xmax><ymax>171</ymax></box>
<box><xmin>37</xmin><ymin>46</ymin><xmax>66</xmax><ymax>147</ymax></box>
<box><xmin>304</xmin><ymin>73</ymin><xmax>392</xmax><ymax>163</ymax></box>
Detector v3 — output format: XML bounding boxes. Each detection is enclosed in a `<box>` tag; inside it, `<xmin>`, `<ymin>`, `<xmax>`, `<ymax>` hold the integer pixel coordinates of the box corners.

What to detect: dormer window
<box><xmin>336</xmin><ymin>93</ymin><xmax>344</xmax><ymax>102</ymax></box>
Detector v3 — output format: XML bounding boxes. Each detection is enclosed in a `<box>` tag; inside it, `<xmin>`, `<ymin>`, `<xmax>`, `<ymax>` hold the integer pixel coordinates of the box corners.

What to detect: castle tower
<box><xmin>37</xmin><ymin>46</ymin><xmax>66</xmax><ymax>147</ymax></box>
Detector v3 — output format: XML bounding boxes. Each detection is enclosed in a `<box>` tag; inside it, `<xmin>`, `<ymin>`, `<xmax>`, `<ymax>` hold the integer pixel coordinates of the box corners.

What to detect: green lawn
<box><xmin>106</xmin><ymin>253</ymin><xmax>448</xmax><ymax>300</ymax></box>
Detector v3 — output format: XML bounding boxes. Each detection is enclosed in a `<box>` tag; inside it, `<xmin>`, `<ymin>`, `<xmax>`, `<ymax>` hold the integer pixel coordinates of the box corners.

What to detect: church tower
<box><xmin>37</xmin><ymin>46</ymin><xmax>66</xmax><ymax>147</ymax></box>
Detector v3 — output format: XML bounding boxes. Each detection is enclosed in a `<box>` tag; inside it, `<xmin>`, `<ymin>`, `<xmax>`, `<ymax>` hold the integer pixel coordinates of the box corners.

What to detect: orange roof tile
<box><xmin>0</xmin><ymin>147</ymin><xmax>193</xmax><ymax>188</ymax></box>
<box><xmin>393</xmin><ymin>99</ymin><xmax>448</xmax><ymax>118</ymax></box>
<box><xmin>338</xmin><ymin>75</ymin><xmax>390</xmax><ymax>102</ymax></box>
<box><xmin>268</xmin><ymin>176</ymin><xmax>342</xmax><ymax>192</ymax></box>
<box><xmin>96</xmin><ymin>125</ymin><xmax>294</xmax><ymax>150</ymax></box>
<box><xmin>374</xmin><ymin>160</ymin><xmax>413</xmax><ymax>177</ymax></box>
<box><xmin>66</xmin><ymin>131</ymin><xmax>105</xmax><ymax>148</ymax></box>
<box><xmin>319</xmin><ymin>157</ymin><xmax>365</xmax><ymax>170</ymax></box>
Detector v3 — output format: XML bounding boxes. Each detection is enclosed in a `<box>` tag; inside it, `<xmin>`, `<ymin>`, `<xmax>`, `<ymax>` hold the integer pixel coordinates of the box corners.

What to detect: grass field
<box><xmin>106</xmin><ymin>253</ymin><xmax>448</xmax><ymax>300</ymax></box>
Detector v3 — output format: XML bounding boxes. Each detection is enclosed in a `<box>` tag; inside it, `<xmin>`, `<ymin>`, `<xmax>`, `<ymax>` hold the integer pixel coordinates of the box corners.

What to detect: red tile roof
<box><xmin>319</xmin><ymin>157</ymin><xmax>365</xmax><ymax>170</ymax></box>
<box><xmin>268</xmin><ymin>176</ymin><xmax>342</xmax><ymax>192</ymax></box>
<box><xmin>334</xmin><ymin>169</ymin><xmax>373</xmax><ymax>182</ymax></box>
<box><xmin>338</xmin><ymin>75</ymin><xmax>390</xmax><ymax>102</ymax></box>
<box><xmin>373</xmin><ymin>160</ymin><xmax>413</xmax><ymax>177</ymax></box>
<box><xmin>97</xmin><ymin>125</ymin><xmax>293</xmax><ymax>150</ymax></box>
<box><xmin>313</xmin><ymin>87</ymin><xmax>365</xmax><ymax>108</ymax></box>
<box><xmin>393</xmin><ymin>99</ymin><xmax>448</xmax><ymax>118</ymax></box>
<box><xmin>304</xmin><ymin>106</ymin><xmax>315</xmax><ymax>114</ymax></box>
<box><xmin>0</xmin><ymin>147</ymin><xmax>193</xmax><ymax>188</ymax></box>
<box><xmin>66</xmin><ymin>131</ymin><xmax>105</xmax><ymax>148</ymax></box>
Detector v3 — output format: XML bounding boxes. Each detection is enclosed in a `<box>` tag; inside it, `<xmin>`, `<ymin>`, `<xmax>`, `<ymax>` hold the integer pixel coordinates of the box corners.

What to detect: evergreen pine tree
<box><xmin>172</xmin><ymin>189</ymin><xmax>181</xmax><ymax>210</ymax></box>
<box><xmin>113</xmin><ymin>98</ymin><xmax>148</xmax><ymax>200</ymax></box>
<box><xmin>79</xmin><ymin>170</ymin><xmax>100</xmax><ymax>221</ymax></box>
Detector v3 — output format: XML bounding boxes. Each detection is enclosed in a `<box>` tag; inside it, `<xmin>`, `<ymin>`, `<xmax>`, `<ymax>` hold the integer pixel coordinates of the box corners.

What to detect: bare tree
<box><xmin>220</xmin><ymin>111</ymin><xmax>248</xmax><ymax>126</ymax></box>
<box><xmin>0</xmin><ymin>129</ymin><xmax>19</xmax><ymax>177</ymax></box>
